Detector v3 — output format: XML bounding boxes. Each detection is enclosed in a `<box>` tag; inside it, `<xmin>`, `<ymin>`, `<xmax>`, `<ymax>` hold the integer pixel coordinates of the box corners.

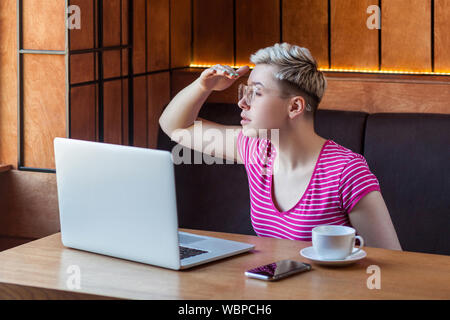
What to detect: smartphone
<box><xmin>245</xmin><ymin>260</ymin><xmax>311</xmax><ymax>281</ymax></box>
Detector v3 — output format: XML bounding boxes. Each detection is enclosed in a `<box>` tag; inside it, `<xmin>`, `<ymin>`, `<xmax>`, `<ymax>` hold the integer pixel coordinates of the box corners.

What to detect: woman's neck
<box><xmin>270</xmin><ymin>121</ymin><xmax>327</xmax><ymax>173</ymax></box>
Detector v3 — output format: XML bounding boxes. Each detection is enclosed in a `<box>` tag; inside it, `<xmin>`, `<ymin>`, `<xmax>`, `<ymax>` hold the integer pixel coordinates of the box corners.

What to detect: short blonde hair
<box><xmin>250</xmin><ymin>43</ymin><xmax>327</xmax><ymax>116</ymax></box>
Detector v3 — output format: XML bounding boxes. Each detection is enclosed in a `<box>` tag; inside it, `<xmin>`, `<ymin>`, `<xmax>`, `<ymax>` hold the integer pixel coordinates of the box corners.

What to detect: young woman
<box><xmin>159</xmin><ymin>43</ymin><xmax>402</xmax><ymax>250</ymax></box>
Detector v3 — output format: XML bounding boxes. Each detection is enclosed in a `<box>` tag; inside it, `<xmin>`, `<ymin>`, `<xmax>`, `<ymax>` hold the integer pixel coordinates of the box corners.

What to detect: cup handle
<box><xmin>351</xmin><ymin>235</ymin><xmax>364</xmax><ymax>256</ymax></box>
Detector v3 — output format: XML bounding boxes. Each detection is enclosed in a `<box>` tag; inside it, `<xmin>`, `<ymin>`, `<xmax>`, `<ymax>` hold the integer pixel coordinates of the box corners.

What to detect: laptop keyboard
<box><xmin>179</xmin><ymin>246</ymin><xmax>208</xmax><ymax>260</ymax></box>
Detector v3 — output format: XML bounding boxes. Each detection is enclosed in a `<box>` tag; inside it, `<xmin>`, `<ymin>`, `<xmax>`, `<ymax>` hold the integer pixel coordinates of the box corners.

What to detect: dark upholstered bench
<box><xmin>364</xmin><ymin>113</ymin><xmax>450</xmax><ymax>255</ymax></box>
<box><xmin>157</xmin><ymin>103</ymin><xmax>450</xmax><ymax>255</ymax></box>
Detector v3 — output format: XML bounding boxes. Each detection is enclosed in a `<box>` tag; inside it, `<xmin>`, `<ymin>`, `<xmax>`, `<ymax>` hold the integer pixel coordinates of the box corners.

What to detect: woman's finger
<box><xmin>221</xmin><ymin>65</ymin><xmax>239</xmax><ymax>76</ymax></box>
<box><xmin>213</xmin><ymin>64</ymin><xmax>238</xmax><ymax>77</ymax></box>
<box><xmin>235</xmin><ymin>65</ymin><xmax>250</xmax><ymax>77</ymax></box>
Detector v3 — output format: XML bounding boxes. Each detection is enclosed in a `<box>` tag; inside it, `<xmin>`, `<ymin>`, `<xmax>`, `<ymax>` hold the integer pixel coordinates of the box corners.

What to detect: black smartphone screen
<box><xmin>245</xmin><ymin>260</ymin><xmax>311</xmax><ymax>280</ymax></box>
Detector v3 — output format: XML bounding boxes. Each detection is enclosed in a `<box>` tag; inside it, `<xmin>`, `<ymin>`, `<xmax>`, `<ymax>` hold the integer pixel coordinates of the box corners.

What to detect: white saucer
<box><xmin>300</xmin><ymin>246</ymin><xmax>366</xmax><ymax>266</ymax></box>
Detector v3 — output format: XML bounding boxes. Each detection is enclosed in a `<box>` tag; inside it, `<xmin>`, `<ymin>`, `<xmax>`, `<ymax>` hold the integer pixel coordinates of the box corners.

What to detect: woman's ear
<box><xmin>288</xmin><ymin>96</ymin><xmax>307</xmax><ymax>119</ymax></box>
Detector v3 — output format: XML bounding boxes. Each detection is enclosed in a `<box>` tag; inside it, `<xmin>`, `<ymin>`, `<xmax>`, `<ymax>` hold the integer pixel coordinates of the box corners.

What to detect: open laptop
<box><xmin>54</xmin><ymin>138</ymin><xmax>254</xmax><ymax>270</ymax></box>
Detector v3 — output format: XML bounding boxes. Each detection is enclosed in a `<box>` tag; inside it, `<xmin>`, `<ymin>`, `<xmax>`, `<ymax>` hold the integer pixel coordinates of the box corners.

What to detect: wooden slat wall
<box><xmin>70</xmin><ymin>53</ymin><xmax>95</xmax><ymax>83</ymax></box>
<box><xmin>133</xmin><ymin>0</ymin><xmax>147</xmax><ymax>74</ymax></box>
<box><xmin>22</xmin><ymin>0</ymin><xmax>66</xmax><ymax>51</ymax></box>
<box><xmin>102</xmin><ymin>1</ymin><xmax>123</xmax><ymax>146</ymax></box>
<box><xmin>235</xmin><ymin>0</ymin><xmax>280</xmax><ymax>66</ymax></box>
<box><xmin>121</xmin><ymin>79</ymin><xmax>129</xmax><ymax>145</ymax></box>
<box><xmin>193</xmin><ymin>0</ymin><xmax>234</xmax><ymax>65</ymax></box>
<box><xmin>103</xmin><ymin>0</ymin><xmax>121</xmax><ymax>47</ymax></box>
<box><xmin>331</xmin><ymin>0</ymin><xmax>378</xmax><ymax>70</ymax></box>
<box><xmin>21</xmin><ymin>0</ymin><xmax>67</xmax><ymax>169</ymax></box>
<box><xmin>133</xmin><ymin>76</ymin><xmax>148</xmax><ymax>148</ymax></box>
<box><xmin>70</xmin><ymin>0</ymin><xmax>97</xmax><ymax>144</ymax></box>
<box><xmin>69</xmin><ymin>0</ymin><xmax>174</xmax><ymax>152</ymax></box>
<box><xmin>435</xmin><ymin>0</ymin><xmax>450</xmax><ymax>72</ymax></box>
<box><xmin>148</xmin><ymin>72</ymin><xmax>171</xmax><ymax>149</ymax></box>
<box><xmin>3</xmin><ymin>0</ymin><xmax>450</xmax><ymax>171</ymax></box>
<box><xmin>148</xmin><ymin>0</ymin><xmax>170</xmax><ymax>71</ymax></box>
<box><xmin>103</xmin><ymin>80</ymin><xmax>123</xmax><ymax>145</ymax></box>
<box><xmin>132</xmin><ymin>0</ymin><xmax>172</xmax><ymax>148</ymax></box>
<box><xmin>23</xmin><ymin>55</ymin><xmax>66</xmax><ymax>169</ymax></box>
<box><xmin>382</xmin><ymin>0</ymin><xmax>432</xmax><ymax>72</ymax></box>
<box><xmin>70</xmin><ymin>85</ymin><xmax>97</xmax><ymax>142</ymax></box>
<box><xmin>191</xmin><ymin>0</ymin><xmax>449</xmax><ymax>74</ymax></box>
<box><xmin>70</xmin><ymin>0</ymin><xmax>95</xmax><ymax>50</ymax></box>
<box><xmin>283</xmin><ymin>0</ymin><xmax>329</xmax><ymax>68</ymax></box>
<box><xmin>0</xmin><ymin>0</ymin><xmax>17</xmax><ymax>167</ymax></box>
<box><xmin>320</xmin><ymin>75</ymin><xmax>450</xmax><ymax>114</ymax></box>
<box><xmin>170</xmin><ymin>0</ymin><xmax>191</xmax><ymax>68</ymax></box>
<box><xmin>187</xmin><ymin>0</ymin><xmax>449</xmax><ymax>115</ymax></box>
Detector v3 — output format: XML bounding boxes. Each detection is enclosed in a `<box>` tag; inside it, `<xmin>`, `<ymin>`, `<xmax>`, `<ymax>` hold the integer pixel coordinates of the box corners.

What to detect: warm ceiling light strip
<box><xmin>190</xmin><ymin>64</ymin><xmax>450</xmax><ymax>76</ymax></box>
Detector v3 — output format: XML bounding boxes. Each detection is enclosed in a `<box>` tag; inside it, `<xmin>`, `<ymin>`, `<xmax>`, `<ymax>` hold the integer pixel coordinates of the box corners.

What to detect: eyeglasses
<box><xmin>238</xmin><ymin>83</ymin><xmax>259</xmax><ymax>106</ymax></box>
<box><xmin>238</xmin><ymin>83</ymin><xmax>313</xmax><ymax>111</ymax></box>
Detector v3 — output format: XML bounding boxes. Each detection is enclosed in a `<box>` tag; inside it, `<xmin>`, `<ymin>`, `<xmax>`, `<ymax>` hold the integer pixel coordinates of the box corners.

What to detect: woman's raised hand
<box><xmin>198</xmin><ymin>64</ymin><xmax>250</xmax><ymax>92</ymax></box>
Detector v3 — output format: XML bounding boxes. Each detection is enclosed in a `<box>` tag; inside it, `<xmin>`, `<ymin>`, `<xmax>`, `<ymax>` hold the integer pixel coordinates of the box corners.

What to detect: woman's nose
<box><xmin>238</xmin><ymin>97</ymin><xmax>250</xmax><ymax>110</ymax></box>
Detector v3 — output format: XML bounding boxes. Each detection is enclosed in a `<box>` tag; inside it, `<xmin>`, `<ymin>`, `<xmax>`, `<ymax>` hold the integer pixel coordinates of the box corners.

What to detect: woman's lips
<box><xmin>240</xmin><ymin>113</ymin><xmax>251</xmax><ymax>125</ymax></box>
<box><xmin>240</xmin><ymin>117</ymin><xmax>251</xmax><ymax>125</ymax></box>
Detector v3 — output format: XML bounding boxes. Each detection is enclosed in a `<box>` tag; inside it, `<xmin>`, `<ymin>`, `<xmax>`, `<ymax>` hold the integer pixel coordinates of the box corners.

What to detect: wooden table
<box><xmin>0</xmin><ymin>229</ymin><xmax>449</xmax><ymax>300</ymax></box>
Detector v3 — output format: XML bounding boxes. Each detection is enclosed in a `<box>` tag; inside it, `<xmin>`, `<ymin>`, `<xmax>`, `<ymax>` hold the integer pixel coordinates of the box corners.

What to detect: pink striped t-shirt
<box><xmin>236</xmin><ymin>131</ymin><xmax>381</xmax><ymax>241</ymax></box>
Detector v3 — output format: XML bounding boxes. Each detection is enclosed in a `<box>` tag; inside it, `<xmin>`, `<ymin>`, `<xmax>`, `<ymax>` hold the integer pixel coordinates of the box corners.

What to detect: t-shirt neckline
<box><xmin>268</xmin><ymin>139</ymin><xmax>331</xmax><ymax>216</ymax></box>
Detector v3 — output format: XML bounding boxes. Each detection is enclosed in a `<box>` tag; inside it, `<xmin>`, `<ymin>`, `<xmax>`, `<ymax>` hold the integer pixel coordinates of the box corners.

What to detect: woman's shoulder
<box><xmin>323</xmin><ymin>140</ymin><xmax>377</xmax><ymax>182</ymax></box>
<box><xmin>317</xmin><ymin>139</ymin><xmax>372</xmax><ymax>175</ymax></box>
<box><xmin>322</xmin><ymin>139</ymin><xmax>363</xmax><ymax>161</ymax></box>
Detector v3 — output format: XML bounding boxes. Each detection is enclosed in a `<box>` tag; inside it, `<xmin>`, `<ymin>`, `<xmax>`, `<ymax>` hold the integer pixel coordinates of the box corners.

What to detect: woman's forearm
<box><xmin>159</xmin><ymin>78</ymin><xmax>212</xmax><ymax>138</ymax></box>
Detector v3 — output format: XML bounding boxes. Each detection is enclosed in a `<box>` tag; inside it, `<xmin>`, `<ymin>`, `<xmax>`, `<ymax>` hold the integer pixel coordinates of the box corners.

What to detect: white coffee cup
<box><xmin>312</xmin><ymin>225</ymin><xmax>364</xmax><ymax>260</ymax></box>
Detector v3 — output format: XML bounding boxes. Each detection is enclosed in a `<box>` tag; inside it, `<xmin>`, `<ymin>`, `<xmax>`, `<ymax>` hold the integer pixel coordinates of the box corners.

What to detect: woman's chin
<box><xmin>242</xmin><ymin>126</ymin><xmax>258</xmax><ymax>138</ymax></box>
<box><xmin>242</xmin><ymin>125</ymin><xmax>280</xmax><ymax>140</ymax></box>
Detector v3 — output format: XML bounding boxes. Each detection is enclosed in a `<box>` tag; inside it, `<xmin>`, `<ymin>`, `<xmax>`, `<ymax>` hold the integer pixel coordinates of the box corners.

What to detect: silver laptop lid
<box><xmin>54</xmin><ymin>138</ymin><xmax>181</xmax><ymax>269</ymax></box>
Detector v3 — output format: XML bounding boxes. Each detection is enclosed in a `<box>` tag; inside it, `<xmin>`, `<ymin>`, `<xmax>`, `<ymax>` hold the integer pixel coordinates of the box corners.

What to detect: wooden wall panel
<box><xmin>148</xmin><ymin>0</ymin><xmax>170</xmax><ymax>71</ymax></box>
<box><xmin>103</xmin><ymin>0</ymin><xmax>121</xmax><ymax>47</ymax></box>
<box><xmin>320</xmin><ymin>77</ymin><xmax>450</xmax><ymax>114</ymax></box>
<box><xmin>70</xmin><ymin>85</ymin><xmax>97</xmax><ymax>142</ymax></box>
<box><xmin>22</xmin><ymin>0</ymin><xmax>66</xmax><ymax>51</ymax></box>
<box><xmin>122</xmin><ymin>49</ymin><xmax>129</xmax><ymax>76</ymax></box>
<box><xmin>122</xmin><ymin>0</ymin><xmax>129</xmax><ymax>45</ymax></box>
<box><xmin>103</xmin><ymin>80</ymin><xmax>123</xmax><ymax>145</ymax></box>
<box><xmin>148</xmin><ymin>72</ymin><xmax>171</xmax><ymax>149</ymax></box>
<box><xmin>0</xmin><ymin>170</ymin><xmax>60</xmax><ymax>239</ymax></box>
<box><xmin>435</xmin><ymin>0</ymin><xmax>450</xmax><ymax>72</ymax></box>
<box><xmin>133</xmin><ymin>77</ymin><xmax>148</xmax><ymax>148</ymax></box>
<box><xmin>133</xmin><ymin>0</ymin><xmax>147</xmax><ymax>74</ymax></box>
<box><xmin>23</xmin><ymin>55</ymin><xmax>66</xmax><ymax>169</ymax></box>
<box><xmin>170</xmin><ymin>0</ymin><xmax>191</xmax><ymax>68</ymax></box>
<box><xmin>0</xmin><ymin>0</ymin><xmax>17</xmax><ymax>167</ymax></box>
<box><xmin>331</xmin><ymin>0</ymin><xmax>378</xmax><ymax>70</ymax></box>
<box><xmin>70</xmin><ymin>0</ymin><xmax>95</xmax><ymax>50</ymax></box>
<box><xmin>121</xmin><ymin>79</ymin><xmax>129</xmax><ymax>145</ymax></box>
<box><xmin>70</xmin><ymin>53</ymin><xmax>95</xmax><ymax>84</ymax></box>
<box><xmin>382</xmin><ymin>0</ymin><xmax>432</xmax><ymax>72</ymax></box>
<box><xmin>235</xmin><ymin>0</ymin><xmax>280</xmax><ymax>66</ymax></box>
<box><xmin>283</xmin><ymin>0</ymin><xmax>329</xmax><ymax>68</ymax></box>
<box><xmin>103</xmin><ymin>50</ymin><xmax>121</xmax><ymax>79</ymax></box>
<box><xmin>193</xmin><ymin>0</ymin><xmax>234</xmax><ymax>65</ymax></box>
